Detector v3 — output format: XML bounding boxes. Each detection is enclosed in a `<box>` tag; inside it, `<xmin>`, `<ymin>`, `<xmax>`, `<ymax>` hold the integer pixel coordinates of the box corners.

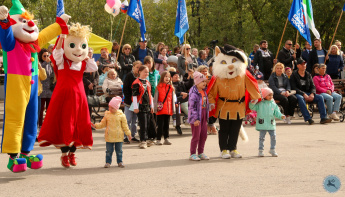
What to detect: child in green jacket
<box><xmin>249</xmin><ymin>88</ymin><xmax>285</xmax><ymax>157</ymax></box>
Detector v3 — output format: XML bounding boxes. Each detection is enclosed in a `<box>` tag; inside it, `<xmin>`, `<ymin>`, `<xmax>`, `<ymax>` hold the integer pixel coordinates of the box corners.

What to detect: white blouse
<box><xmin>53</xmin><ymin>48</ymin><xmax>98</xmax><ymax>72</ymax></box>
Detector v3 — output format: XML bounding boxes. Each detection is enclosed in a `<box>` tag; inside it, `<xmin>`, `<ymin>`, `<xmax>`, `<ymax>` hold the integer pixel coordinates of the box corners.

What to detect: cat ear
<box><xmin>215</xmin><ymin>46</ymin><xmax>221</xmax><ymax>56</ymax></box>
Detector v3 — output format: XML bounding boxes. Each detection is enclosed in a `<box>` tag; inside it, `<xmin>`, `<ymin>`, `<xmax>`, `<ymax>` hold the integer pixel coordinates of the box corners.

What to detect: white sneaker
<box><xmin>198</xmin><ymin>153</ymin><xmax>210</xmax><ymax>160</ymax></box>
<box><xmin>139</xmin><ymin>141</ymin><xmax>147</xmax><ymax>149</ymax></box>
<box><xmin>230</xmin><ymin>150</ymin><xmax>242</xmax><ymax>158</ymax></box>
<box><xmin>155</xmin><ymin>140</ymin><xmax>162</xmax><ymax>145</ymax></box>
<box><xmin>269</xmin><ymin>149</ymin><xmax>278</xmax><ymax>157</ymax></box>
<box><xmin>221</xmin><ymin>150</ymin><xmax>231</xmax><ymax>159</ymax></box>
<box><xmin>147</xmin><ymin>140</ymin><xmax>155</xmax><ymax>147</ymax></box>
<box><xmin>163</xmin><ymin>139</ymin><xmax>172</xmax><ymax>145</ymax></box>
<box><xmin>104</xmin><ymin>163</ymin><xmax>111</xmax><ymax>168</ymax></box>
<box><xmin>286</xmin><ymin>116</ymin><xmax>291</xmax><ymax>124</ymax></box>
<box><xmin>330</xmin><ymin>113</ymin><xmax>340</xmax><ymax>121</ymax></box>
<box><xmin>189</xmin><ymin>154</ymin><xmax>201</xmax><ymax>161</ymax></box>
<box><xmin>258</xmin><ymin>150</ymin><xmax>264</xmax><ymax>157</ymax></box>
<box><xmin>173</xmin><ymin>119</ymin><xmax>176</xmax><ymax>127</ymax></box>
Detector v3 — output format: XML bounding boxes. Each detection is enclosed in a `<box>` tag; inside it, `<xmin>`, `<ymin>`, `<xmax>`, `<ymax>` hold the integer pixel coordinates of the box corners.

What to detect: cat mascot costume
<box><xmin>208</xmin><ymin>44</ymin><xmax>260</xmax><ymax>159</ymax></box>
<box><xmin>0</xmin><ymin>0</ymin><xmax>69</xmax><ymax>172</ymax></box>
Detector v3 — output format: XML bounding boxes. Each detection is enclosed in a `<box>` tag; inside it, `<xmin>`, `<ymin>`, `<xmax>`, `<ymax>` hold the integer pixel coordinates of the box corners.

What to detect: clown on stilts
<box><xmin>0</xmin><ymin>0</ymin><xmax>69</xmax><ymax>172</ymax></box>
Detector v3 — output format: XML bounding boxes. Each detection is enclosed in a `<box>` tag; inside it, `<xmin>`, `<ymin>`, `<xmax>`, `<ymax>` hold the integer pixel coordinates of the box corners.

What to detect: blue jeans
<box><xmin>295</xmin><ymin>93</ymin><xmax>327</xmax><ymax>121</ymax></box>
<box><xmin>259</xmin><ymin>130</ymin><xmax>276</xmax><ymax>150</ymax></box>
<box><xmin>106</xmin><ymin>142</ymin><xmax>123</xmax><ymax>164</ymax></box>
<box><xmin>124</xmin><ymin>105</ymin><xmax>137</xmax><ymax>138</ymax></box>
<box><xmin>320</xmin><ymin>92</ymin><xmax>342</xmax><ymax>114</ymax></box>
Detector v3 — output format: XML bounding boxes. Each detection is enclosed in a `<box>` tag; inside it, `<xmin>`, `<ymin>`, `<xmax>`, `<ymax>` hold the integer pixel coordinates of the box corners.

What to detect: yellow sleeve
<box><xmin>208</xmin><ymin>80</ymin><xmax>218</xmax><ymax>104</ymax></box>
<box><xmin>38</xmin><ymin>68</ymin><xmax>47</xmax><ymax>81</ymax></box>
<box><xmin>38</xmin><ymin>23</ymin><xmax>62</xmax><ymax>48</ymax></box>
<box><xmin>95</xmin><ymin>114</ymin><xmax>107</xmax><ymax>129</ymax></box>
<box><xmin>121</xmin><ymin>114</ymin><xmax>131</xmax><ymax>137</ymax></box>
<box><xmin>245</xmin><ymin>75</ymin><xmax>261</xmax><ymax>100</ymax></box>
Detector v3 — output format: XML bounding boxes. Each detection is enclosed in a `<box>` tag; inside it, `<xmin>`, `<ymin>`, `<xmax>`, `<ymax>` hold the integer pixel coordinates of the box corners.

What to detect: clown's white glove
<box><xmin>0</xmin><ymin>6</ymin><xmax>9</xmax><ymax>20</ymax></box>
<box><xmin>250</xmin><ymin>99</ymin><xmax>258</xmax><ymax>104</ymax></box>
<box><xmin>209</xmin><ymin>103</ymin><xmax>215</xmax><ymax>111</ymax></box>
<box><xmin>60</xmin><ymin>14</ymin><xmax>71</xmax><ymax>24</ymax></box>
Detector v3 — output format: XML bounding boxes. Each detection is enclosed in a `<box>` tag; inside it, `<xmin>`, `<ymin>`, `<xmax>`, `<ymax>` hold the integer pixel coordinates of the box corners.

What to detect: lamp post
<box><xmin>191</xmin><ymin>0</ymin><xmax>201</xmax><ymax>37</ymax></box>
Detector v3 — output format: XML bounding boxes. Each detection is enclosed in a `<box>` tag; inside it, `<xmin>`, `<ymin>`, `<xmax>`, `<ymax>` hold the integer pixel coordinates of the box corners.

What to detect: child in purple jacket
<box><xmin>188</xmin><ymin>71</ymin><xmax>209</xmax><ymax>161</ymax></box>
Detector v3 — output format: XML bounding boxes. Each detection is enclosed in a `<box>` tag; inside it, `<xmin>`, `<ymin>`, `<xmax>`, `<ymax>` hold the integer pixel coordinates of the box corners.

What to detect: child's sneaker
<box><xmin>269</xmin><ymin>149</ymin><xmax>278</xmax><ymax>157</ymax></box>
<box><xmin>163</xmin><ymin>139</ymin><xmax>172</xmax><ymax>145</ymax></box>
<box><xmin>156</xmin><ymin>140</ymin><xmax>163</xmax><ymax>145</ymax></box>
<box><xmin>104</xmin><ymin>163</ymin><xmax>111</xmax><ymax>168</ymax></box>
<box><xmin>198</xmin><ymin>153</ymin><xmax>210</xmax><ymax>160</ymax></box>
<box><xmin>189</xmin><ymin>154</ymin><xmax>201</xmax><ymax>161</ymax></box>
<box><xmin>139</xmin><ymin>141</ymin><xmax>147</xmax><ymax>149</ymax></box>
<box><xmin>230</xmin><ymin>150</ymin><xmax>242</xmax><ymax>158</ymax></box>
<box><xmin>61</xmin><ymin>155</ymin><xmax>70</xmax><ymax>168</ymax></box>
<box><xmin>118</xmin><ymin>162</ymin><xmax>125</xmax><ymax>168</ymax></box>
<box><xmin>68</xmin><ymin>152</ymin><xmax>77</xmax><ymax>166</ymax></box>
<box><xmin>258</xmin><ymin>150</ymin><xmax>264</xmax><ymax>157</ymax></box>
<box><xmin>221</xmin><ymin>150</ymin><xmax>231</xmax><ymax>159</ymax></box>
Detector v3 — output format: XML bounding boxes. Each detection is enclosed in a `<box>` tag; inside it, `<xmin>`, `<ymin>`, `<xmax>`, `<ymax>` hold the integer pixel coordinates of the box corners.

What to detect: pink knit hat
<box><xmin>109</xmin><ymin>96</ymin><xmax>122</xmax><ymax>110</ymax></box>
<box><xmin>261</xmin><ymin>88</ymin><xmax>273</xmax><ymax>99</ymax></box>
<box><xmin>193</xmin><ymin>71</ymin><xmax>207</xmax><ymax>85</ymax></box>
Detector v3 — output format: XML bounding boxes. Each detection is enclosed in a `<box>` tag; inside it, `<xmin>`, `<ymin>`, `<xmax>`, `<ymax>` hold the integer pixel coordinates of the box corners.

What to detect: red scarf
<box><xmin>16</xmin><ymin>39</ymin><xmax>41</xmax><ymax>53</ymax></box>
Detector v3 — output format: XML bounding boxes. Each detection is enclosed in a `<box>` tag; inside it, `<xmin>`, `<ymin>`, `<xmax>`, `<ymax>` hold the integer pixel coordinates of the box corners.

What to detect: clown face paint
<box><xmin>11</xmin><ymin>15</ymin><xmax>39</xmax><ymax>43</ymax></box>
<box><xmin>64</xmin><ymin>35</ymin><xmax>88</xmax><ymax>62</ymax></box>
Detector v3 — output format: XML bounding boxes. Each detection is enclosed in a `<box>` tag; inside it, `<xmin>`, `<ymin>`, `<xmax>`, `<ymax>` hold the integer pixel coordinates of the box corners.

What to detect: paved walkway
<box><xmin>0</xmin><ymin>101</ymin><xmax>344</xmax><ymax>196</ymax></box>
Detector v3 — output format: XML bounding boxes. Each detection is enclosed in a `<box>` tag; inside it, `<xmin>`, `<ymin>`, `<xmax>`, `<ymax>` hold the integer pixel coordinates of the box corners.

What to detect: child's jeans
<box><xmin>190</xmin><ymin>108</ymin><xmax>208</xmax><ymax>155</ymax></box>
<box><xmin>106</xmin><ymin>142</ymin><xmax>123</xmax><ymax>164</ymax></box>
<box><xmin>259</xmin><ymin>130</ymin><xmax>276</xmax><ymax>150</ymax></box>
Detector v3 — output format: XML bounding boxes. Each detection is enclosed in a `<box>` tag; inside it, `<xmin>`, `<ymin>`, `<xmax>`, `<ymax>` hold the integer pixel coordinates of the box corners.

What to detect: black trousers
<box><xmin>208</xmin><ymin>116</ymin><xmax>217</xmax><ymax>125</ymax></box>
<box><xmin>157</xmin><ymin>115</ymin><xmax>171</xmax><ymax>140</ymax></box>
<box><xmin>137</xmin><ymin>112</ymin><xmax>156</xmax><ymax>141</ymax></box>
<box><xmin>273</xmin><ymin>94</ymin><xmax>297</xmax><ymax>116</ymax></box>
<box><xmin>218</xmin><ymin>114</ymin><xmax>243</xmax><ymax>151</ymax></box>
<box><xmin>174</xmin><ymin>105</ymin><xmax>181</xmax><ymax>126</ymax></box>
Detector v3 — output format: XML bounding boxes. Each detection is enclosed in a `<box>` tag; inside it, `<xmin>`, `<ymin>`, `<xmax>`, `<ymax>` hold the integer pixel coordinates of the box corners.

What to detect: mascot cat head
<box><xmin>64</xmin><ymin>23</ymin><xmax>92</xmax><ymax>62</ymax></box>
<box><xmin>9</xmin><ymin>0</ymin><xmax>39</xmax><ymax>43</ymax></box>
<box><xmin>212</xmin><ymin>44</ymin><xmax>247</xmax><ymax>79</ymax></box>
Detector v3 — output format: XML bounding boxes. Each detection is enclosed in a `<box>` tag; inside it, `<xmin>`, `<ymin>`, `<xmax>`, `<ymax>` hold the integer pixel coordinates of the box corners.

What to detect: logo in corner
<box><xmin>323</xmin><ymin>175</ymin><xmax>341</xmax><ymax>193</ymax></box>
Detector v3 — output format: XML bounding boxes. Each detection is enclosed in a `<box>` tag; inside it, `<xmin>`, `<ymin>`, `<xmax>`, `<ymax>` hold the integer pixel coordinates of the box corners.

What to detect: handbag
<box><xmin>129</xmin><ymin>97</ymin><xmax>142</xmax><ymax>111</ymax></box>
<box><xmin>157</xmin><ymin>86</ymin><xmax>171</xmax><ymax>112</ymax></box>
<box><xmin>87</xmin><ymin>95</ymin><xmax>100</xmax><ymax>107</ymax></box>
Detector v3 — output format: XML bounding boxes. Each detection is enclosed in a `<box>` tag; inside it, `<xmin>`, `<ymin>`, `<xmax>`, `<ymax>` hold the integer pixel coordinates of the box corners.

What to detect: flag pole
<box><xmin>296</xmin><ymin>30</ymin><xmax>299</xmax><ymax>44</ymax></box>
<box><xmin>276</xmin><ymin>18</ymin><xmax>289</xmax><ymax>59</ymax></box>
<box><xmin>116</xmin><ymin>15</ymin><xmax>129</xmax><ymax>62</ymax></box>
<box><xmin>325</xmin><ymin>9</ymin><xmax>344</xmax><ymax>63</ymax></box>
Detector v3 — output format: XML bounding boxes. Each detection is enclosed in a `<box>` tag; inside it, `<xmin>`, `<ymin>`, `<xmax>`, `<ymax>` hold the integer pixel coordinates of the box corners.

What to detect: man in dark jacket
<box><xmin>307</xmin><ymin>38</ymin><xmax>327</xmax><ymax>72</ymax></box>
<box><xmin>277</xmin><ymin>40</ymin><xmax>299</xmax><ymax>69</ymax></box>
<box><xmin>302</xmin><ymin>41</ymin><xmax>312</xmax><ymax>62</ymax></box>
<box><xmin>253</xmin><ymin>40</ymin><xmax>274</xmax><ymax>80</ymax></box>
<box><xmin>132</xmin><ymin>37</ymin><xmax>154</xmax><ymax>63</ymax></box>
<box><xmin>290</xmin><ymin>58</ymin><xmax>331</xmax><ymax>124</ymax></box>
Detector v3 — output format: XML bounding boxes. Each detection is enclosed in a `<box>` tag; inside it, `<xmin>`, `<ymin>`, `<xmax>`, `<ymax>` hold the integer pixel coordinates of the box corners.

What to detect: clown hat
<box><xmin>9</xmin><ymin>0</ymin><xmax>26</xmax><ymax>15</ymax></box>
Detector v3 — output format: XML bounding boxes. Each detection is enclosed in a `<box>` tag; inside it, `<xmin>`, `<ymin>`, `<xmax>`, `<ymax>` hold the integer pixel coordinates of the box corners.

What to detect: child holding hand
<box><xmin>249</xmin><ymin>88</ymin><xmax>285</xmax><ymax>157</ymax></box>
<box><xmin>92</xmin><ymin>96</ymin><xmax>132</xmax><ymax>168</ymax></box>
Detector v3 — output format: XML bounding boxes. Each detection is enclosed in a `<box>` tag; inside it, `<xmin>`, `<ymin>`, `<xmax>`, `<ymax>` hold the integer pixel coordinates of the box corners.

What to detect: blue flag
<box><xmin>343</xmin><ymin>3</ymin><xmax>345</xmax><ymax>11</ymax></box>
<box><xmin>56</xmin><ymin>0</ymin><xmax>65</xmax><ymax>17</ymax></box>
<box><xmin>127</xmin><ymin>0</ymin><xmax>146</xmax><ymax>42</ymax></box>
<box><xmin>174</xmin><ymin>0</ymin><xmax>189</xmax><ymax>45</ymax></box>
<box><xmin>288</xmin><ymin>0</ymin><xmax>312</xmax><ymax>45</ymax></box>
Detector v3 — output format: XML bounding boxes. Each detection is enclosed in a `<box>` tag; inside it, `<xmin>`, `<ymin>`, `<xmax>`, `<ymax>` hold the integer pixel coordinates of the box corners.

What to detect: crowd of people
<box><xmin>35</xmin><ymin>37</ymin><xmax>345</xmax><ymax>168</ymax></box>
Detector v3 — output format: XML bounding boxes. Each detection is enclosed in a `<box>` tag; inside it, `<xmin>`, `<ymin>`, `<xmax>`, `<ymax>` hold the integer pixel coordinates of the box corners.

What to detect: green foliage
<box><xmin>1</xmin><ymin>0</ymin><xmax>345</xmax><ymax>55</ymax></box>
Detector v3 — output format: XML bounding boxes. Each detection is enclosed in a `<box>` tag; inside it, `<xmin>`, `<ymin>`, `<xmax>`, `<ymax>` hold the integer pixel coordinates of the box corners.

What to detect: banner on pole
<box><xmin>174</xmin><ymin>0</ymin><xmax>189</xmax><ymax>45</ymax></box>
<box><xmin>127</xmin><ymin>0</ymin><xmax>146</xmax><ymax>41</ymax></box>
<box><xmin>56</xmin><ymin>0</ymin><xmax>65</xmax><ymax>17</ymax></box>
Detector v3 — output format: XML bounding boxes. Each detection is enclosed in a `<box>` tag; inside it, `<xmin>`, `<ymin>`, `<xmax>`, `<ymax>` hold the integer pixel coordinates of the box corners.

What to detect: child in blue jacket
<box><xmin>249</xmin><ymin>88</ymin><xmax>285</xmax><ymax>157</ymax></box>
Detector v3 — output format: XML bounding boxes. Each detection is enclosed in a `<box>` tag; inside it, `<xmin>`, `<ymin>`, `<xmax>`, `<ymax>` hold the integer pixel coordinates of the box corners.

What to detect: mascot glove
<box><xmin>209</xmin><ymin>103</ymin><xmax>215</xmax><ymax>111</ymax></box>
<box><xmin>0</xmin><ymin>6</ymin><xmax>9</xmax><ymax>21</ymax></box>
<box><xmin>60</xmin><ymin>14</ymin><xmax>71</xmax><ymax>24</ymax></box>
<box><xmin>60</xmin><ymin>34</ymin><xmax>67</xmax><ymax>39</ymax></box>
<box><xmin>250</xmin><ymin>99</ymin><xmax>258</xmax><ymax>104</ymax></box>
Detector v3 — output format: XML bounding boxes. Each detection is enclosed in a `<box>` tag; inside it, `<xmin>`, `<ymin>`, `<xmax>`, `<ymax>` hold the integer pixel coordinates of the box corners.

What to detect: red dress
<box><xmin>38</xmin><ymin>58</ymin><xmax>93</xmax><ymax>149</ymax></box>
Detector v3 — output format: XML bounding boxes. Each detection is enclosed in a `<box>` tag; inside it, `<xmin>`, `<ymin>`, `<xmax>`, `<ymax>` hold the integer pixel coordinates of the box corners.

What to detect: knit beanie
<box><xmin>108</xmin><ymin>96</ymin><xmax>122</xmax><ymax>110</ymax></box>
<box><xmin>193</xmin><ymin>71</ymin><xmax>207</xmax><ymax>85</ymax></box>
<box><xmin>261</xmin><ymin>88</ymin><xmax>273</xmax><ymax>99</ymax></box>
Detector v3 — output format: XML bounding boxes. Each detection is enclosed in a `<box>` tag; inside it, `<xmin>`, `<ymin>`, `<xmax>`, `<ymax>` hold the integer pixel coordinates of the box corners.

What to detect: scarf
<box><xmin>16</xmin><ymin>39</ymin><xmax>40</xmax><ymax>53</ymax></box>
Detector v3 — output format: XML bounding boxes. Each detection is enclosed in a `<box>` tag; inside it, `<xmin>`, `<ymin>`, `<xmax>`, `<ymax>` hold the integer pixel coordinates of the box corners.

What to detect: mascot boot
<box><xmin>7</xmin><ymin>157</ymin><xmax>27</xmax><ymax>173</ymax></box>
<box><xmin>20</xmin><ymin>153</ymin><xmax>43</xmax><ymax>169</ymax></box>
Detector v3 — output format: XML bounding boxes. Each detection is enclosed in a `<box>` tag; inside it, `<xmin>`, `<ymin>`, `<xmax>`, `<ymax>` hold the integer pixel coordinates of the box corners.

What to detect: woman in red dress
<box><xmin>38</xmin><ymin>23</ymin><xmax>97</xmax><ymax>168</ymax></box>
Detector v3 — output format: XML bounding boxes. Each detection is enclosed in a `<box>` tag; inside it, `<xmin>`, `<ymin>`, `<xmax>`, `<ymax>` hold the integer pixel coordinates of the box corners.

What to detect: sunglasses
<box><xmin>43</xmin><ymin>55</ymin><xmax>50</xmax><ymax>57</ymax></box>
<box><xmin>186</xmin><ymin>48</ymin><xmax>191</xmax><ymax>50</ymax></box>
<box><xmin>124</xmin><ymin>48</ymin><xmax>131</xmax><ymax>50</ymax></box>
<box><xmin>287</xmin><ymin>44</ymin><xmax>293</xmax><ymax>46</ymax></box>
